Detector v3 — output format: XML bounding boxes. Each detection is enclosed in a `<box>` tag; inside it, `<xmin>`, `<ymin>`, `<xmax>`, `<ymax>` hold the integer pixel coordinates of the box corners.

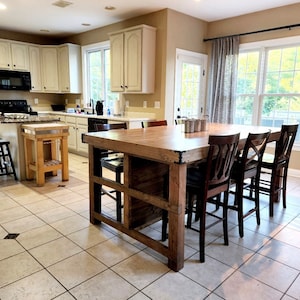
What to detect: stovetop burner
<box><xmin>0</xmin><ymin>99</ymin><xmax>36</xmax><ymax>116</ymax></box>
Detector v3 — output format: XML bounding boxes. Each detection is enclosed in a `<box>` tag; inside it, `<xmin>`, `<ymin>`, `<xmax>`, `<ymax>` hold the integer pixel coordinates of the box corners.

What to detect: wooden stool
<box><xmin>21</xmin><ymin>123</ymin><xmax>69</xmax><ymax>186</ymax></box>
<box><xmin>0</xmin><ymin>139</ymin><xmax>18</xmax><ymax>180</ymax></box>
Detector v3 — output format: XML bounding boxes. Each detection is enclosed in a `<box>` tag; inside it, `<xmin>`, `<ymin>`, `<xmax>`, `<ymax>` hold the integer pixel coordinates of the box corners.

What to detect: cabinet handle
<box><xmin>120</xmin><ymin>85</ymin><xmax>124</xmax><ymax>88</ymax></box>
<box><xmin>124</xmin><ymin>85</ymin><xmax>128</xmax><ymax>89</ymax></box>
<box><xmin>7</xmin><ymin>64</ymin><xmax>10</xmax><ymax>67</ymax></box>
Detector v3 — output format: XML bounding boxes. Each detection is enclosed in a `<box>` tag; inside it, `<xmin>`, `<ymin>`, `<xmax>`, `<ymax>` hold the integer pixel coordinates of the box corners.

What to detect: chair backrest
<box><xmin>94</xmin><ymin>122</ymin><xmax>127</xmax><ymax>131</ymax></box>
<box><xmin>275</xmin><ymin>124</ymin><xmax>298</xmax><ymax>165</ymax></box>
<box><xmin>206</xmin><ymin>133</ymin><xmax>240</xmax><ymax>198</ymax></box>
<box><xmin>240</xmin><ymin>131</ymin><xmax>271</xmax><ymax>175</ymax></box>
<box><xmin>141</xmin><ymin>120</ymin><xmax>167</xmax><ymax>128</ymax></box>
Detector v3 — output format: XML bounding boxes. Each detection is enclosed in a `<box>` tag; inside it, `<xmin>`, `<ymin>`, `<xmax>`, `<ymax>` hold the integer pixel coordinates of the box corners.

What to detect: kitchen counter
<box><xmin>42</xmin><ymin>111</ymin><xmax>155</xmax><ymax>122</ymax></box>
<box><xmin>0</xmin><ymin>115</ymin><xmax>60</xmax><ymax>123</ymax></box>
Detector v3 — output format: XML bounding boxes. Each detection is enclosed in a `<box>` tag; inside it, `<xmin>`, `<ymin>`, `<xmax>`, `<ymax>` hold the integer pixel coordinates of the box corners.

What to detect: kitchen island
<box><xmin>82</xmin><ymin>123</ymin><xmax>281</xmax><ymax>271</ymax></box>
<box><xmin>0</xmin><ymin>116</ymin><xmax>61</xmax><ymax>180</ymax></box>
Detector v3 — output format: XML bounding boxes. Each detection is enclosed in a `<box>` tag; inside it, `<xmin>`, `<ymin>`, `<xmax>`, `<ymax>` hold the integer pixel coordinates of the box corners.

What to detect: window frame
<box><xmin>237</xmin><ymin>36</ymin><xmax>300</xmax><ymax>148</ymax></box>
<box><xmin>81</xmin><ymin>40</ymin><xmax>110</xmax><ymax>107</ymax></box>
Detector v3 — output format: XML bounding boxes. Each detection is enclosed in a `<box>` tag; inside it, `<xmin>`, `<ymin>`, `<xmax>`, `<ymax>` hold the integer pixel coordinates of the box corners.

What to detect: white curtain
<box><xmin>208</xmin><ymin>36</ymin><xmax>240</xmax><ymax>123</ymax></box>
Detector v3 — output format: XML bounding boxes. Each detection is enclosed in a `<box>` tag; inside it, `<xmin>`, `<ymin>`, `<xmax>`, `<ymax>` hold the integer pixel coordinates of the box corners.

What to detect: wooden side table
<box><xmin>21</xmin><ymin>123</ymin><xmax>69</xmax><ymax>186</ymax></box>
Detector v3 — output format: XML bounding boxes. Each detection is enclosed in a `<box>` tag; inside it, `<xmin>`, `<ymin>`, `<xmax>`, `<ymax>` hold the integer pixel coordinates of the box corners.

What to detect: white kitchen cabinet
<box><xmin>65</xmin><ymin>116</ymin><xmax>88</xmax><ymax>155</ymax></box>
<box><xmin>0</xmin><ymin>40</ymin><xmax>29</xmax><ymax>71</ymax></box>
<box><xmin>58</xmin><ymin>44</ymin><xmax>82</xmax><ymax>93</ymax></box>
<box><xmin>40</xmin><ymin>46</ymin><xmax>59</xmax><ymax>92</ymax></box>
<box><xmin>109</xmin><ymin>24</ymin><xmax>156</xmax><ymax>93</ymax></box>
<box><xmin>28</xmin><ymin>46</ymin><xmax>42</xmax><ymax>91</ymax></box>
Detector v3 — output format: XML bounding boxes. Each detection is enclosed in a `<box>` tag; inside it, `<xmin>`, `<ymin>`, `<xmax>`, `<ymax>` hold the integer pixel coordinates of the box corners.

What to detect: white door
<box><xmin>174</xmin><ymin>49</ymin><xmax>207</xmax><ymax>120</ymax></box>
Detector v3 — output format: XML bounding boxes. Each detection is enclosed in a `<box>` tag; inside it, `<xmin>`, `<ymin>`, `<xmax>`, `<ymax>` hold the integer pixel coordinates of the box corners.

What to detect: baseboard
<box><xmin>288</xmin><ymin>168</ymin><xmax>300</xmax><ymax>178</ymax></box>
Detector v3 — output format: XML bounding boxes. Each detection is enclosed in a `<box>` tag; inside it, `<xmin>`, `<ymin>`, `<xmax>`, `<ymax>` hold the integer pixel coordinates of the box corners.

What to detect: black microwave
<box><xmin>0</xmin><ymin>70</ymin><xmax>31</xmax><ymax>91</ymax></box>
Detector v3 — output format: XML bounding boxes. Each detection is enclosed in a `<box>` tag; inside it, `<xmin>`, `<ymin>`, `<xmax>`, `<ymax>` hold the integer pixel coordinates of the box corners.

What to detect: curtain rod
<box><xmin>203</xmin><ymin>23</ymin><xmax>300</xmax><ymax>42</ymax></box>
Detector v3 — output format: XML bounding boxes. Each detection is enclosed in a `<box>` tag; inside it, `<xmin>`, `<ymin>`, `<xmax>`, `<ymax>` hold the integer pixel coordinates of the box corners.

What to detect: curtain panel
<box><xmin>208</xmin><ymin>36</ymin><xmax>240</xmax><ymax>123</ymax></box>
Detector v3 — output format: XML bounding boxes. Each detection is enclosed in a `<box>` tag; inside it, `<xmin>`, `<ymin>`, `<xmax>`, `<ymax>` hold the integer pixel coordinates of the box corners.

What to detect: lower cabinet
<box><xmin>65</xmin><ymin>116</ymin><xmax>88</xmax><ymax>156</ymax></box>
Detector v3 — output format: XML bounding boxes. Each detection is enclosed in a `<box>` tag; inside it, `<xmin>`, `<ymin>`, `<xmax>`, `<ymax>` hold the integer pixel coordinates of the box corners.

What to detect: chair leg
<box><xmin>186</xmin><ymin>192</ymin><xmax>194</xmax><ymax>229</ymax></box>
<box><xmin>269</xmin><ymin>170</ymin><xmax>277</xmax><ymax>217</ymax></box>
<box><xmin>282</xmin><ymin>167</ymin><xmax>288</xmax><ymax>209</ymax></box>
<box><xmin>235</xmin><ymin>181</ymin><xmax>244</xmax><ymax>238</ymax></box>
<box><xmin>254</xmin><ymin>176</ymin><xmax>260</xmax><ymax>226</ymax></box>
<box><xmin>199</xmin><ymin>195</ymin><xmax>207</xmax><ymax>263</ymax></box>
<box><xmin>223</xmin><ymin>191</ymin><xmax>229</xmax><ymax>246</ymax></box>
<box><xmin>116</xmin><ymin>171</ymin><xmax>122</xmax><ymax>222</ymax></box>
<box><xmin>161</xmin><ymin>210</ymin><xmax>168</xmax><ymax>241</ymax></box>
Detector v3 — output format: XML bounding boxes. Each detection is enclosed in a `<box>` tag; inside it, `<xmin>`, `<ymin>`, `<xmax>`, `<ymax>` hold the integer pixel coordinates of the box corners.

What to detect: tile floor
<box><xmin>1</xmin><ymin>153</ymin><xmax>300</xmax><ymax>299</ymax></box>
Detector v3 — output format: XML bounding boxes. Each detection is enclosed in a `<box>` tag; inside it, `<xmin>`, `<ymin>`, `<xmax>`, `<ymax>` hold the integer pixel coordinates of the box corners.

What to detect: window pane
<box><xmin>180</xmin><ymin>62</ymin><xmax>201</xmax><ymax>118</ymax></box>
<box><xmin>233</xmin><ymin>95</ymin><xmax>254</xmax><ymax>125</ymax></box>
<box><xmin>88</xmin><ymin>51</ymin><xmax>102</xmax><ymax>100</ymax></box>
<box><xmin>261</xmin><ymin>95</ymin><xmax>300</xmax><ymax>144</ymax></box>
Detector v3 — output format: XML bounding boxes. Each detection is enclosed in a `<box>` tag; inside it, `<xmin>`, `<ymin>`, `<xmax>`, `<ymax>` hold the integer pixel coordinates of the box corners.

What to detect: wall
<box><xmin>206</xmin><ymin>3</ymin><xmax>300</xmax><ymax>171</ymax></box>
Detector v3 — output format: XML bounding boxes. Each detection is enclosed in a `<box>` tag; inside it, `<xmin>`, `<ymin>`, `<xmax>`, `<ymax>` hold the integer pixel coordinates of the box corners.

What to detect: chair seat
<box><xmin>101</xmin><ymin>155</ymin><xmax>124</xmax><ymax>173</ymax></box>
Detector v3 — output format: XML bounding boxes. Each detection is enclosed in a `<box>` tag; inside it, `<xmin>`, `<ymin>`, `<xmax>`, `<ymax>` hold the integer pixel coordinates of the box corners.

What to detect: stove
<box><xmin>0</xmin><ymin>100</ymin><xmax>37</xmax><ymax>117</ymax></box>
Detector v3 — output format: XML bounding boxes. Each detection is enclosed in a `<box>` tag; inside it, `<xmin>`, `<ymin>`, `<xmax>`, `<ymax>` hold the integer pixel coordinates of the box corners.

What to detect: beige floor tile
<box><xmin>65</xmin><ymin>198</ymin><xmax>89</xmax><ymax>213</ymax></box>
<box><xmin>214</xmin><ymin>270</ymin><xmax>283</xmax><ymax>300</ymax></box>
<box><xmin>0</xmin><ymin>270</ymin><xmax>66</xmax><ymax>300</ymax></box>
<box><xmin>180</xmin><ymin>254</ymin><xmax>235</xmax><ymax>291</ymax></box>
<box><xmin>273</xmin><ymin>226</ymin><xmax>300</xmax><ymax>248</ymax></box>
<box><xmin>52</xmin><ymin>292</ymin><xmax>76</xmax><ymax>300</ymax></box>
<box><xmin>50</xmin><ymin>191</ymin><xmax>86</xmax><ymax>205</ymax></box>
<box><xmin>286</xmin><ymin>274</ymin><xmax>300</xmax><ymax>299</ymax></box>
<box><xmin>24</xmin><ymin>198</ymin><xmax>61</xmax><ymax>214</ymax></box>
<box><xmin>70</xmin><ymin>269</ymin><xmax>138</xmax><ymax>299</ymax></box>
<box><xmin>111</xmin><ymin>252</ymin><xmax>170</xmax><ymax>290</ymax></box>
<box><xmin>67</xmin><ymin>225</ymin><xmax>115</xmax><ymax>249</ymax></box>
<box><xmin>143</xmin><ymin>271</ymin><xmax>210</xmax><ymax>300</ymax></box>
<box><xmin>17</xmin><ymin>224</ymin><xmax>62</xmax><ymax>250</ymax></box>
<box><xmin>87</xmin><ymin>236</ymin><xmax>140</xmax><ymax>267</ymax></box>
<box><xmin>50</xmin><ymin>214</ymin><xmax>90</xmax><ymax>235</ymax></box>
<box><xmin>13</xmin><ymin>193</ymin><xmax>48</xmax><ymax>205</ymax></box>
<box><xmin>48</xmin><ymin>251</ymin><xmax>107</xmax><ymax>289</ymax></box>
<box><xmin>29</xmin><ymin>237</ymin><xmax>82</xmax><ymax>267</ymax></box>
<box><xmin>258</xmin><ymin>238</ymin><xmax>300</xmax><ymax>270</ymax></box>
<box><xmin>0</xmin><ymin>196</ymin><xmax>18</xmax><ymax>211</ymax></box>
<box><xmin>0</xmin><ymin>239</ymin><xmax>25</xmax><ymax>260</ymax></box>
<box><xmin>0</xmin><ymin>226</ymin><xmax>7</xmax><ymax>238</ymax></box>
<box><xmin>0</xmin><ymin>252</ymin><xmax>43</xmax><ymax>288</ymax></box>
<box><xmin>2</xmin><ymin>215</ymin><xmax>45</xmax><ymax>234</ymax></box>
<box><xmin>0</xmin><ymin>206</ymin><xmax>31</xmax><ymax>224</ymax></box>
<box><xmin>205</xmin><ymin>237</ymin><xmax>255</xmax><ymax>268</ymax></box>
<box><xmin>239</xmin><ymin>253</ymin><xmax>299</xmax><ymax>293</ymax></box>
<box><xmin>36</xmin><ymin>205</ymin><xmax>76</xmax><ymax>223</ymax></box>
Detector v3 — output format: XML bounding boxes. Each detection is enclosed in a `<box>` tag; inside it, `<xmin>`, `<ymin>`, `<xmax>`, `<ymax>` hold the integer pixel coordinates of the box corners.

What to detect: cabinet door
<box><xmin>29</xmin><ymin>46</ymin><xmax>42</xmax><ymax>91</ymax></box>
<box><xmin>67</xmin><ymin>124</ymin><xmax>77</xmax><ymax>151</ymax></box>
<box><xmin>11</xmin><ymin>43</ymin><xmax>29</xmax><ymax>71</ymax></box>
<box><xmin>41</xmin><ymin>47</ymin><xmax>59</xmax><ymax>92</ymax></box>
<box><xmin>0</xmin><ymin>41</ymin><xmax>11</xmax><ymax>69</ymax></box>
<box><xmin>110</xmin><ymin>33</ymin><xmax>124</xmax><ymax>92</ymax></box>
<box><xmin>124</xmin><ymin>29</ymin><xmax>142</xmax><ymax>92</ymax></box>
<box><xmin>77</xmin><ymin>125</ymin><xmax>88</xmax><ymax>154</ymax></box>
<box><xmin>58</xmin><ymin>46</ymin><xmax>70</xmax><ymax>92</ymax></box>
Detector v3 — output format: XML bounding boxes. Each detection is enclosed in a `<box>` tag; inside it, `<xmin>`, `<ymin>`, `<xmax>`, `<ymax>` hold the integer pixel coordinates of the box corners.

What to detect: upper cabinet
<box><xmin>40</xmin><ymin>46</ymin><xmax>59</xmax><ymax>93</ymax></box>
<box><xmin>109</xmin><ymin>25</ymin><xmax>156</xmax><ymax>94</ymax></box>
<box><xmin>0</xmin><ymin>41</ymin><xmax>29</xmax><ymax>71</ymax></box>
<box><xmin>28</xmin><ymin>46</ymin><xmax>42</xmax><ymax>91</ymax></box>
<box><xmin>58</xmin><ymin>44</ymin><xmax>82</xmax><ymax>93</ymax></box>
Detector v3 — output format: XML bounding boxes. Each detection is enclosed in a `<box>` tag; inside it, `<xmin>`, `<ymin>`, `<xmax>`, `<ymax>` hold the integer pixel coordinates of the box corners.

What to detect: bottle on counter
<box><xmin>96</xmin><ymin>101</ymin><xmax>104</xmax><ymax>115</ymax></box>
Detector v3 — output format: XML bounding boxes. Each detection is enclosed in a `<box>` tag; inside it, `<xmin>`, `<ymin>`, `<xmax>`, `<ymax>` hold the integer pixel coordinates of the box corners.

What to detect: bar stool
<box><xmin>0</xmin><ymin>139</ymin><xmax>17</xmax><ymax>180</ymax></box>
<box><xmin>94</xmin><ymin>123</ymin><xmax>127</xmax><ymax>222</ymax></box>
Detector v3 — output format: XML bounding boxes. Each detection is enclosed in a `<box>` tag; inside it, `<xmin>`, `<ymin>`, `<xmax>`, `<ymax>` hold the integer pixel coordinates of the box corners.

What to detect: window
<box><xmin>235</xmin><ymin>37</ymin><xmax>300</xmax><ymax>145</ymax></box>
<box><xmin>82</xmin><ymin>41</ymin><xmax>118</xmax><ymax>109</ymax></box>
<box><xmin>174</xmin><ymin>49</ymin><xmax>207</xmax><ymax>120</ymax></box>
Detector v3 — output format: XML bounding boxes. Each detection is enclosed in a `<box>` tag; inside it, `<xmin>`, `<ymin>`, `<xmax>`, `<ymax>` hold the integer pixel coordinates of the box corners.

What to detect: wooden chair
<box><xmin>0</xmin><ymin>139</ymin><xmax>17</xmax><ymax>180</ymax></box>
<box><xmin>228</xmin><ymin>131</ymin><xmax>270</xmax><ymax>237</ymax></box>
<box><xmin>141</xmin><ymin>120</ymin><xmax>167</xmax><ymax>128</ymax></box>
<box><xmin>259</xmin><ymin>124</ymin><xmax>298</xmax><ymax>217</ymax></box>
<box><xmin>186</xmin><ymin>133</ymin><xmax>240</xmax><ymax>262</ymax></box>
<box><xmin>95</xmin><ymin>122</ymin><xmax>127</xmax><ymax>222</ymax></box>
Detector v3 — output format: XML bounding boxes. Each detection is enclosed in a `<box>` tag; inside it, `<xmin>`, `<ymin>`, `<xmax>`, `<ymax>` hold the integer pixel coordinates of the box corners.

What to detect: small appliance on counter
<box><xmin>0</xmin><ymin>100</ymin><xmax>37</xmax><ymax>117</ymax></box>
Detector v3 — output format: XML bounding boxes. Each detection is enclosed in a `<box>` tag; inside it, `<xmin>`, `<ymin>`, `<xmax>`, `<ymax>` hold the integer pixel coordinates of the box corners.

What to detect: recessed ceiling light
<box><xmin>105</xmin><ymin>6</ymin><xmax>116</xmax><ymax>11</ymax></box>
<box><xmin>40</xmin><ymin>29</ymin><xmax>50</xmax><ymax>33</ymax></box>
<box><xmin>81</xmin><ymin>23</ymin><xmax>91</xmax><ymax>27</ymax></box>
<box><xmin>0</xmin><ymin>3</ymin><xmax>7</xmax><ymax>9</ymax></box>
<box><xmin>52</xmin><ymin>0</ymin><xmax>73</xmax><ymax>8</ymax></box>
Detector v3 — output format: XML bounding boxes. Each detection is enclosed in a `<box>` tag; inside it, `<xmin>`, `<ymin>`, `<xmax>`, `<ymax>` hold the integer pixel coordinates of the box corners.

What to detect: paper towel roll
<box><xmin>114</xmin><ymin>100</ymin><xmax>120</xmax><ymax>115</ymax></box>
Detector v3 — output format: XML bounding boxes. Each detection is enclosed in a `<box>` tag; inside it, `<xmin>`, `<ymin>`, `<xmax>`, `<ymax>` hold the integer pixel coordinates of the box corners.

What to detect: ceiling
<box><xmin>0</xmin><ymin>0</ymin><xmax>300</xmax><ymax>37</ymax></box>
